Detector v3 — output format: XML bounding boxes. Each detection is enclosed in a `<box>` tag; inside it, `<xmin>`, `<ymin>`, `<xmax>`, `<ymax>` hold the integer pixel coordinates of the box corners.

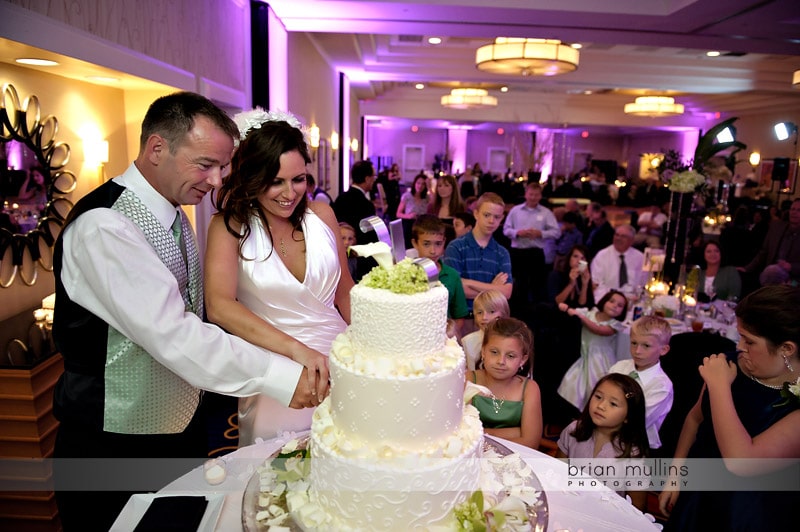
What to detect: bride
<box><xmin>205</xmin><ymin>109</ymin><xmax>353</xmax><ymax>446</ymax></box>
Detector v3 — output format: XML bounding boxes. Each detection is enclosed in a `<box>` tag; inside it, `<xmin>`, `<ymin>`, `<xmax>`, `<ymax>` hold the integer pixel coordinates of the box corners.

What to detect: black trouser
<box><xmin>509</xmin><ymin>247</ymin><xmax>547</xmax><ymax>318</ymax></box>
<box><xmin>54</xmin><ymin>403</ymin><xmax>207</xmax><ymax>532</ymax></box>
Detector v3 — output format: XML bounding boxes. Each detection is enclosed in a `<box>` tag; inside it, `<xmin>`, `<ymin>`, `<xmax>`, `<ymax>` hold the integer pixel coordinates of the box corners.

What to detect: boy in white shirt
<box><xmin>608</xmin><ymin>315</ymin><xmax>674</xmax><ymax>451</ymax></box>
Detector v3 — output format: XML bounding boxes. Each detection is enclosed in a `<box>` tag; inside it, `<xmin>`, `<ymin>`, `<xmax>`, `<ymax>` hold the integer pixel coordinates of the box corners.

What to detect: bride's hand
<box><xmin>293</xmin><ymin>347</ymin><xmax>330</xmax><ymax>401</ymax></box>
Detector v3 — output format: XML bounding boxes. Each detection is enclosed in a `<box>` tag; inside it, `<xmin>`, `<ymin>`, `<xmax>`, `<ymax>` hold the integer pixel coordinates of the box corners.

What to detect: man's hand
<box><xmin>288</xmin><ymin>367</ymin><xmax>329</xmax><ymax>409</ymax></box>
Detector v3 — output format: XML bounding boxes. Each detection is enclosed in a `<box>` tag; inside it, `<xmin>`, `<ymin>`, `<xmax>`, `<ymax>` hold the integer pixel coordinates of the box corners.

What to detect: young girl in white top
<box><xmin>556</xmin><ymin>373</ymin><xmax>650</xmax><ymax>509</ymax></box>
<box><xmin>557</xmin><ymin>289</ymin><xmax>628</xmax><ymax>412</ymax></box>
<box><xmin>461</xmin><ymin>289</ymin><xmax>510</xmax><ymax>370</ymax></box>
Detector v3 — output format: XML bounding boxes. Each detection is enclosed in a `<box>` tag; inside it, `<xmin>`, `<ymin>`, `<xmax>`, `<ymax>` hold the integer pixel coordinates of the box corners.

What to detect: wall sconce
<box><xmin>308</xmin><ymin>124</ymin><xmax>320</xmax><ymax>149</ymax></box>
<box><xmin>650</xmin><ymin>155</ymin><xmax>663</xmax><ymax>168</ymax></box>
<box><xmin>84</xmin><ymin>139</ymin><xmax>109</xmax><ymax>166</ymax></box>
<box><xmin>330</xmin><ymin>131</ymin><xmax>339</xmax><ymax>160</ymax></box>
<box><xmin>350</xmin><ymin>138</ymin><xmax>359</xmax><ymax>153</ymax></box>
<box><xmin>749</xmin><ymin>152</ymin><xmax>761</xmax><ymax>167</ymax></box>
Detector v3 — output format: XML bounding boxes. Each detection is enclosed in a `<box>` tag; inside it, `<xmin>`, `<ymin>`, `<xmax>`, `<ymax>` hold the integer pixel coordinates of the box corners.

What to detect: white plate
<box><xmin>110</xmin><ymin>492</ymin><xmax>224</xmax><ymax>532</ymax></box>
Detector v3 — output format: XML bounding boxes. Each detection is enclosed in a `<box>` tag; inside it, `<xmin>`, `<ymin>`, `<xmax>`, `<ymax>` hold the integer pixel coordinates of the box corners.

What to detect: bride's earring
<box><xmin>783</xmin><ymin>355</ymin><xmax>794</xmax><ymax>373</ymax></box>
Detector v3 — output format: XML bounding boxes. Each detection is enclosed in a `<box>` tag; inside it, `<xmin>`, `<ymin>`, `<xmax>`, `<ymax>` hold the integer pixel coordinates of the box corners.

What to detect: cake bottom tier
<box><xmin>302</xmin><ymin>408</ymin><xmax>483</xmax><ymax>531</ymax></box>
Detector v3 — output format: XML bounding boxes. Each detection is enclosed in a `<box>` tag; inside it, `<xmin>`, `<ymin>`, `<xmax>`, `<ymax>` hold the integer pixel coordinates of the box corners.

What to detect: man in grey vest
<box><xmin>52</xmin><ymin>92</ymin><xmax>321</xmax><ymax>531</ymax></box>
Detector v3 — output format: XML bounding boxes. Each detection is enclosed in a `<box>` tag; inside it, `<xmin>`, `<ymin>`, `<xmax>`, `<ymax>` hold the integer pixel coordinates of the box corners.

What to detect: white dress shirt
<box><xmin>608</xmin><ymin>359</ymin><xmax>674</xmax><ymax>449</ymax></box>
<box><xmin>60</xmin><ymin>163</ymin><xmax>303</xmax><ymax>405</ymax></box>
<box><xmin>590</xmin><ymin>244</ymin><xmax>645</xmax><ymax>301</ymax></box>
<box><xmin>502</xmin><ymin>203</ymin><xmax>561</xmax><ymax>249</ymax></box>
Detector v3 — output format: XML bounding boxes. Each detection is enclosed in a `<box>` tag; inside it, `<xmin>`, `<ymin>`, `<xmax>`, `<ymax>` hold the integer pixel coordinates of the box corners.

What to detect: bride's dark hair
<box><xmin>214</xmin><ymin>120</ymin><xmax>312</xmax><ymax>259</ymax></box>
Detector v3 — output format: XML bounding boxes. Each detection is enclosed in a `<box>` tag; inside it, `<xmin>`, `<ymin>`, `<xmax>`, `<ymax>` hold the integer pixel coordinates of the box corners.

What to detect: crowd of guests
<box><xmin>48</xmin><ymin>92</ymin><xmax>798</xmax><ymax>531</ymax></box>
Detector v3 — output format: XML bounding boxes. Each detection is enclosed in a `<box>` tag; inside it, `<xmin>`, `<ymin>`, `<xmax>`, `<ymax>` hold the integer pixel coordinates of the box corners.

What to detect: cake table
<box><xmin>111</xmin><ymin>431</ymin><xmax>661</xmax><ymax>531</ymax></box>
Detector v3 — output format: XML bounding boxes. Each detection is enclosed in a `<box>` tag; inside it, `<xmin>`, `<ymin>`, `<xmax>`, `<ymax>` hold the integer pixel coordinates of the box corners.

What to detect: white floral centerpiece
<box><xmin>651</xmin><ymin>294</ymin><xmax>680</xmax><ymax>317</ymax></box>
<box><xmin>667</xmin><ymin>169</ymin><xmax>707</xmax><ymax>193</ymax></box>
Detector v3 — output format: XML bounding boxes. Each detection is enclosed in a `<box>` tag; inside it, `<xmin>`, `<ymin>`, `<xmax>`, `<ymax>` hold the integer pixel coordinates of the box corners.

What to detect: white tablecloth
<box><xmin>112</xmin><ymin>432</ymin><xmax>661</xmax><ymax>531</ymax></box>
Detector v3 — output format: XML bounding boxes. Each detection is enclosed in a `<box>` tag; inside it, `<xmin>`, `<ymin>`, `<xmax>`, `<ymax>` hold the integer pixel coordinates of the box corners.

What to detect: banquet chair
<box><xmin>655</xmin><ymin>331</ymin><xmax>736</xmax><ymax>459</ymax></box>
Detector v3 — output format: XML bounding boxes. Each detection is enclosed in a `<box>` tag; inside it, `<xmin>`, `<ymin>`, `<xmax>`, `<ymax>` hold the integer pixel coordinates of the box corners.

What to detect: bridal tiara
<box><xmin>232</xmin><ymin>107</ymin><xmax>308</xmax><ymax>145</ymax></box>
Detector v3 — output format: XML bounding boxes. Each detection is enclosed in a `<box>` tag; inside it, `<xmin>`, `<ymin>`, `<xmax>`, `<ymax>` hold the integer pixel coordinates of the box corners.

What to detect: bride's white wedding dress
<box><xmin>235</xmin><ymin>209</ymin><xmax>346</xmax><ymax>446</ymax></box>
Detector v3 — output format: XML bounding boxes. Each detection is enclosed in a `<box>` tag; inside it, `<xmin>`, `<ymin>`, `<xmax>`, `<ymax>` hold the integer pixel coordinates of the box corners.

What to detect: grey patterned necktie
<box><xmin>180</xmin><ymin>210</ymin><xmax>203</xmax><ymax>317</ymax></box>
<box><xmin>171</xmin><ymin>213</ymin><xmax>186</xmax><ymax>263</ymax></box>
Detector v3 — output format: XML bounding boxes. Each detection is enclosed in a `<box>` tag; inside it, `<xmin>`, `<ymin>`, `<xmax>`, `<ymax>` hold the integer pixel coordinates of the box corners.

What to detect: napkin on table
<box><xmin>133</xmin><ymin>495</ymin><xmax>208</xmax><ymax>531</ymax></box>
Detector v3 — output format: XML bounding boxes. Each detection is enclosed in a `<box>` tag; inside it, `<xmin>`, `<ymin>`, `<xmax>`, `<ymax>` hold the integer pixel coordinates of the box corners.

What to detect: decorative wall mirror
<box><xmin>0</xmin><ymin>83</ymin><xmax>76</xmax><ymax>287</ymax></box>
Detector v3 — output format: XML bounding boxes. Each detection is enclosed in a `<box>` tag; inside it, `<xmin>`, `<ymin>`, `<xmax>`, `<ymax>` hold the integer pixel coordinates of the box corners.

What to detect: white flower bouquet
<box><xmin>668</xmin><ymin>170</ymin><xmax>706</xmax><ymax>193</ymax></box>
<box><xmin>652</xmin><ymin>294</ymin><xmax>680</xmax><ymax>317</ymax></box>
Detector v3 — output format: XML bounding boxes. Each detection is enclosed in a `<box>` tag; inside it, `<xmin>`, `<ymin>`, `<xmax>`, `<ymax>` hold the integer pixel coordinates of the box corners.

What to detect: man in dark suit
<box><xmin>333</xmin><ymin>160</ymin><xmax>377</xmax><ymax>245</ymax></box>
<box><xmin>583</xmin><ymin>201</ymin><xmax>614</xmax><ymax>259</ymax></box>
<box><xmin>742</xmin><ymin>197</ymin><xmax>800</xmax><ymax>286</ymax></box>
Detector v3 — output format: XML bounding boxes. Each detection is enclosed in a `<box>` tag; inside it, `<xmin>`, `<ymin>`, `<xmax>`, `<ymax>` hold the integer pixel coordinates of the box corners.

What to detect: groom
<box><xmin>52</xmin><ymin>92</ymin><xmax>321</xmax><ymax>531</ymax></box>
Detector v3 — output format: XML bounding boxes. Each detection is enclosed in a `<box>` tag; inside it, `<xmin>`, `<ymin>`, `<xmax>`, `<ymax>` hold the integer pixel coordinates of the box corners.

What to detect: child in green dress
<box><xmin>467</xmin><ymin>317</ymin><xmax>543</xmax><ymax>449</ymax></box>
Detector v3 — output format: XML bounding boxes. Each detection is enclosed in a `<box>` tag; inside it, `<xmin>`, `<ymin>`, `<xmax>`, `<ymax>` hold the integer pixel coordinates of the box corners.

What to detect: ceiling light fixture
<box><xmin>15</xmin><ymin>58</ymin><xmax>58</xmax><ymax>66</ymax></box>
<box><xmin>441</xmin><ymin>88</ymin><xmax>498</xmax><ymax>110</ymax></box>
<box><xmin>623</xmin><ymin>96</ymin><xmax>684</xmax><ymax>117</ymax></box>
<box><xmin>475</xmin><ymin>38</ymin><xmax>579</xmax><ymax>77</ymax></box>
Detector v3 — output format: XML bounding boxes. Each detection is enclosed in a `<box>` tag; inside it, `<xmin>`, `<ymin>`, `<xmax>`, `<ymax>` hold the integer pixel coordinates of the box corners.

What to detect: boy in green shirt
<box><xmin>412</xmin><ymin>214</ymin><xmax>469</xmax><ymax>337</ymax></box>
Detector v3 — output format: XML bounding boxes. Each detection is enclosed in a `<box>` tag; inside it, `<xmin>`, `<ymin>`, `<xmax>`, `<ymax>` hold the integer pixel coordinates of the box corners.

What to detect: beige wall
<box><xmin>6</xmin><ymin>0</ymin><xmax>249</xmax><ymax>95</ymax></box>
<box><xmin>287</xmin><ymin>32</ymin><xmax>342</xmax><ymax>196</ymax></box>
<box><xmin>0</xmin><ymin>63</ymin><xmax>133</xmax><ymax>319</ymax></box>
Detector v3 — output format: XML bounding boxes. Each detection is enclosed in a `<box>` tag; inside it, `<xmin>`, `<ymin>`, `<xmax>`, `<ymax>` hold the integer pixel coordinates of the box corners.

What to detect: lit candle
<box><xmin>683</xmin><ymin>295</ymin><xmax>697</xmax><ymax>307</ymax></box>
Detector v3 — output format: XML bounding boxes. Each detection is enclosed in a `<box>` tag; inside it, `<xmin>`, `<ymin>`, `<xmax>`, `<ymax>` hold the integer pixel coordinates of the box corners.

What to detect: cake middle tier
<box><xmin>328</xmin><ymin>334</ymin><xmax>466</xmax><ymax>449</ymax></box>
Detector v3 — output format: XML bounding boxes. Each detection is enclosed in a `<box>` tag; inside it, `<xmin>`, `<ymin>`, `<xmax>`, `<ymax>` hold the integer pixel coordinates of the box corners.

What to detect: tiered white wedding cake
<box><xmin>252</xmin><ymin>258</ymin><xmax>484</xmax><ymax>531</ymax></box>
<box><xmin>306</xmin><ymin>280</ymin><xmax>484</xmax><ymax>529</ymax></box>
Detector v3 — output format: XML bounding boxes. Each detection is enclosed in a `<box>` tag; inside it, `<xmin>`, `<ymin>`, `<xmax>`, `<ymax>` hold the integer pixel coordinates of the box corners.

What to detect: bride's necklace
<box><xmin>269</xmin><ymin>225</ymin><xmax>302</xmax><ymax>258</ymax></box>
<box><xmin>747</xmin><ymin>372</ymin><xmax>783</xmax><ymax>390</ymax></box>
<box><xmin>491</xmin><ymin>395</ymin><xmax>505</xmax><ymax>414</ymax></box>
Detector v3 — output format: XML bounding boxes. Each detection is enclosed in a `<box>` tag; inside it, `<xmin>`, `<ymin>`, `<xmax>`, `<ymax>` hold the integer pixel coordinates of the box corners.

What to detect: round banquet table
<box><xmin>111</xmin><ymin>431</ymin><xmax>661</xmax><ymax>531</ymax></box>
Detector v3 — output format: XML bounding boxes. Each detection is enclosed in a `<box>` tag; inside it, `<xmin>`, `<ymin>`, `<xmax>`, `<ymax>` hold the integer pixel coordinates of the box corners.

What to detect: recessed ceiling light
<box><xmin>16</xmin><ymin>58</ymin><xmax>59</xmax><ymax>66</ymax></box>
<box><xmin>706</xmin><ymin>51</ymin><xmax>721</xmax><ymax>57</ymax></box>
<box><xmin>500</xmin><ymin>86</ymin><xmax>509</xmax><ymax>93</ymax></box>
<box><xmin>415</xmin><ymin>83</ymin><xmax>425</xmax><ymax>90</ymax></box>
<box><xmin>86</xmin><ymin>75</ymin><xmax>121</xmax><ymax>83</ymax></box>
<box><xmin>571</xmin><ymin>43</ymin><xmax>583</xmax><ymax>49</ymax></box>
<box><xmin>428</xmin><ymin>37</ymin><xmax>442</xmax><ymax>45</ymax></box>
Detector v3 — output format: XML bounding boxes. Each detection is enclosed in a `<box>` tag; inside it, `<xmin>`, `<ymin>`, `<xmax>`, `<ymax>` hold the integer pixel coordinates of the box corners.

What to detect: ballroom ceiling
<box><xmin>267</xmin><ymin>0</ymin><xmax>800</xmax><ymax>128</ymax></box>
<box><xmin>2</xmin><ymin>0</ymin><xmax>799</xmax><ymax>133</ymax></box>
